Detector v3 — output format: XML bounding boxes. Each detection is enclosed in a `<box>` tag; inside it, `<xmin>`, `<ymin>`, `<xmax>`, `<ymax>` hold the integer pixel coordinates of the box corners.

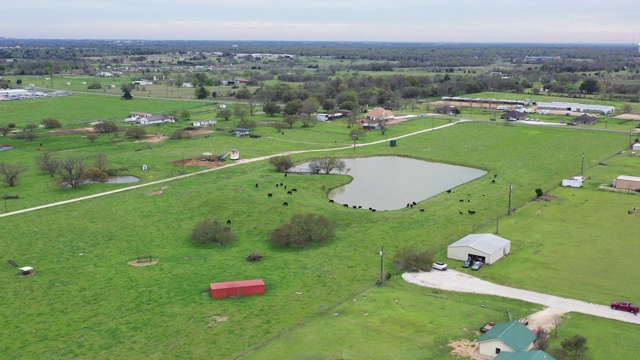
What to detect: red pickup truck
<box><xmin>611</xmin><ymin>301</ymin><xmax>639</xmax><ymax>314</ymax></box>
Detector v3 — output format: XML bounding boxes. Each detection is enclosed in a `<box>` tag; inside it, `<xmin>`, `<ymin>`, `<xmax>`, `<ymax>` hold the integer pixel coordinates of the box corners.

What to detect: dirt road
<box><xmin>403</xmin><ymin>270</ymin><xmax>640</xmax><ymax>325</ymax></box>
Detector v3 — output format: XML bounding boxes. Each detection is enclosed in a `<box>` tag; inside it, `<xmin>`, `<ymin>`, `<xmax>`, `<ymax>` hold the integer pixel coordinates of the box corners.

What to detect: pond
<box><xmin>107</xmin><ymin>175</ymin><xmax>141</xmax><ymax>184</ymax></box>
<box><xmin>290</xmin><ymin>156</ymin><xmax>486</xmax><ymax>211</ymax></box>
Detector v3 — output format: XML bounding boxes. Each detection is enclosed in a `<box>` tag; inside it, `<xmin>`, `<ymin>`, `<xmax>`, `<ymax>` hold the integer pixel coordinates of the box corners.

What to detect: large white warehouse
<box><xmin>447</xmin><ymin>233</ymin><xmax>511</xmax><ymax>265</ymax></box>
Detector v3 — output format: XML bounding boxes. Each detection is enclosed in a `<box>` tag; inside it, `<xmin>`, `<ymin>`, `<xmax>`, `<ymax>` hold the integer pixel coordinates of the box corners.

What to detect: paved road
<box><xmin>403</xmin><ymin>270</ymin><xmax>640</xmax><ymax>325</ymax></box>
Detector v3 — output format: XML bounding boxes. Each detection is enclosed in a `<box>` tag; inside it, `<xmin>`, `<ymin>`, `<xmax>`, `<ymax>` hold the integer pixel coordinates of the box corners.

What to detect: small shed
<box><xmin>234</xmin><ymin>128</ymin><xmax>250</xmax><ymax>137</ymax></box>
<box><xmin>477</xmin><ymin>321</ymin><xmax>536</xmax><ymax>357</ymax></box>
<box><xmin>613</xmin><ymin>175</ymin><xmax>640</xmax><ymax>191</ymax></box>
<box><xmin>210</xmin><ymin>279</ymin><xmax>265</xmax><ymax>299</ymax></box>
<box><xmin>447</xmin><ymin>233</ymin><xmax>511</xmax><ymax>265</ymax></box>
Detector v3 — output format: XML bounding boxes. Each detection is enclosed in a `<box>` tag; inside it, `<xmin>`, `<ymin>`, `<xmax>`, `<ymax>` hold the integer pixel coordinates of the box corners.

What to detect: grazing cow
<box><xmin>357</xmin><ymin>206</ymin><xmax>362</xmax><ymax>209</ymax></box>
<box><xmin>459</xmin><ymin>199</ymin><xmax>464</xmax><ymax>203</ymax></box>
<box><xmin>491</xmin><ymin>179</ymin><xmax>496</xmax><ymax>184</ymax></box>
<box><xmin>226</xmin><ymin>220</ymin><xmax>232</xmax><ymax>225</ymax></box>
<box><xmin>287</xmin><ymin>191</ymin><xmax>293</xmax><ymax>195</ymax></box>
<box><xmin>280</xmin><ymin>183</ymin><xmax>283</xmax><ymax>186</ymax></box>
<box><xmin>284</xmin><ymin>173</ymin><xmax>287</xmax><ymax>177</ymax></box>
<box><xmin>420</xmin><ymin>209</ymin><xmax>425</xmax><ymax>212</ymax></box>
<box><xmin>468</xmin><ymin>210</ymin><xmax>476</xmax><ymax>215</ymax></box>
<box><xmin>268</xmin><ymin>193</ymin><xmax>273</xmax><ymax>198</ymax></box>
<box><xmin>276</xmin><ymin>184</ymin><xmax>279</xmax><ymax>188</ymax></box>
<box><xmin>368</xmin><ymin>207</ymin><xmax>372</xmax><ymax>210</ymax></box>
<box><xmin>407</xmin><ymin>204</ymin><xmax>411</xmax><ymax>208</ymax></box>
<box><xmin>282</xmin><ymin>202</ymin><xmax>288</xmax><ymax>206</ymax></box>
<box><xmin>329</xmin><ymin>199</ymin><xmax>334</xmax><ymax>203</ymax></box>
<box><xmin>291</xmin><ymin>188</ymin><xmax>297</xmax><ymax>192</ymax></box>
<box><xmin>467</xmin><ymin>199</ymin><xmax>470</xmax><ymax>202</ymax></box>
<box><xmin>494</xmin><ymin>174</ymin><xmax>498</xmax><ymax>178</ymax></box>
<box><xmin>255</xmin><ymin>183</ymin><xmax>259</xmax><ymax>188</ymax></box>
<box><xmin>371</xmin><ymin>209</ymin><xmax>376</xmax><ymax>212</ymax></box>
<box><xmin>412</xmin><ymin>201</ymin><xmax>417</xmax><ymax>205</ymax></box>
<box><xmin>284</xmin><ymin>186</ymin><xmax>287</xmax><ymax>189</ymax></box>
<box><xmin>343</xmin><ymin>204</ymin><xmax>349</xmax><ymax>207</ymax></box>
<box><xmin>352</xmin><ymin>205</ymin><xmax>357</xmax><ymax>209</ymax></box>
<box><xmin>446</xmin><ymin>189</ymin><xmax>452</xmax><ymax>193</ymax></box>
<box><xmin>410</xmin><ymin>204</ymin><xmax>414</xmax><ymax>208</ymax></box>
<box><xmin>459</xmin><ymin>211</ymin><xmax>463</xmax><ymax>215</ymax></box>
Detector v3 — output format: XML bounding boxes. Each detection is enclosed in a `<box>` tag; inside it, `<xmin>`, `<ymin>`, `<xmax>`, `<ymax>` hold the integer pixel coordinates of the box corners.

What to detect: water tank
<box><xmin>390</xmin><ymin>139</ymin><xmax>397</xmax><ymax>147</ymax></box>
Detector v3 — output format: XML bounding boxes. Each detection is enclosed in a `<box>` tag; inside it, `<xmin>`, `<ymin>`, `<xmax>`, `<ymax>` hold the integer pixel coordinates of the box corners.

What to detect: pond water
<box><xmin>290</xmin><ymin>156</ymin><xmax>486</xmax><ymax>211</ymax></box>
<box><xmin>107</xmin><ymin>175</ymin><xmax>141</xmax><ymax>184</ymax></box>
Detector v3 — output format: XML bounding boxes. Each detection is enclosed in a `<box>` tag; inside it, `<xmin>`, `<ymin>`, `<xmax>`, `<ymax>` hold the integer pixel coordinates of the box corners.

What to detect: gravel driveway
<box><xmin>403</xmin><ymin>270</ymin><xmax>640</xmax><ymax>325</ymax></box>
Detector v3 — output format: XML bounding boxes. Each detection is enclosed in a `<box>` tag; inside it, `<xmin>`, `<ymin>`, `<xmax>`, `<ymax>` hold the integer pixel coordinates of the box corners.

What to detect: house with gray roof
<box><xmin>447</xmin><ymin>233</ymin><xmax>511</xmax><ymax>265</ymax></box>
<box><xmin>477</xmin><ymin>321</ymin><xmax>536</xmax><ymax>357</ymax></box>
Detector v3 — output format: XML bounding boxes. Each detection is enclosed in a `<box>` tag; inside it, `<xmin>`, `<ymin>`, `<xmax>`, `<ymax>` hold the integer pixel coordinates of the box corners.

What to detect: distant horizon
<box><xmin>1</xmin><ymin>37</ymin><xmax>638</xmax><ymax>48</ymax></box>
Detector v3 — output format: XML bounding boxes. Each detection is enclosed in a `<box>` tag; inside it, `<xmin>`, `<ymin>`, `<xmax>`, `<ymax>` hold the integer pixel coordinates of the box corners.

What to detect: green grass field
<box><xmin>1</xmin><ymin>95</ymin><xmax>639</xmax><ymax>358</ymax></box>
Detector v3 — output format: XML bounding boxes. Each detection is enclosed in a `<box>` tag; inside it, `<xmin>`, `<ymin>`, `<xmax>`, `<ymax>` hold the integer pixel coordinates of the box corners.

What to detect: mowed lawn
<box><xmin>1</xmin><ymin>119</ymin><xmax>638</xmax><ymax>358</ymax></box>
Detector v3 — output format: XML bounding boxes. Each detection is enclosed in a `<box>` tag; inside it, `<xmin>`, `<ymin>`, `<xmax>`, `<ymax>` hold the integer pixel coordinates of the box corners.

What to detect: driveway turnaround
<box><xmin>403</xmin><ymin>270</ymin><xmax>640</xmax><ymax>325</ymax></box>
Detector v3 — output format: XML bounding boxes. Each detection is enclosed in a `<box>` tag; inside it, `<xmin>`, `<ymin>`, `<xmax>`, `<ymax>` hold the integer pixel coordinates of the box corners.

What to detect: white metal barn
<box><xmin>447</xmin><ymin>234</ymin><xmax>511</xmax><ymax>265</ymax></box>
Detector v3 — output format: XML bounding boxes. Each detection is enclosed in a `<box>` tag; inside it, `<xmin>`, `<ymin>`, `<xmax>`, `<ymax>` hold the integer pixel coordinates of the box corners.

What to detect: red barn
<box><xmin>210</xmin><ymin>279</ymin><xmax>266</xmax><ymax>299</ymax></box>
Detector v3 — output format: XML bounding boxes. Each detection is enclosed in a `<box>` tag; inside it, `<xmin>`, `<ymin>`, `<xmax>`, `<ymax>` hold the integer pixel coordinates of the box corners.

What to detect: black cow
<box><xmin>291</xmin><ymin>188</ymin><xmax>297</xmax><ymax>192</ymax></box>
<box><xmin>446</xmin><ymin>189</ymin><xmax>452</xmax><ymax>194</ymax></box>
<box><xmin>491</xmin><ymin>179</ymin><xmax>496</xmax><ymax>184</ymax></box>
<box><xmin>282</xmin><ymin>202</ymin><xmax>288</xmax><ymax>206</ymax></box>
<box><xmin>226</xmin><ymin>220</ymin><xmax>231</xmax><ymax>225</ymax></box>
<box><xmin>268</xmin><ymin>193</ymin><xmax>273</xmax><ymax>198</ymax></box>
<box><xmin>420</xmin><ymin>209</ymin><xmax>425</xmax><ymax>212</ymax></box>
<box><xmin>352</xmin><ymin>205</ymin><xmax>357</xmax><ymax>209</ymax></box>
<box><xmin>343</xmin><ymin>204</ymin><xmax>349</xmax><ymax>207</ymax></box>
<box><xmin>329</xmin><ymin>199</ymin><xmax>334</xmax><ymax>203</ymax></box>
<box><xmin>468</xmin><ymin>210</ymin><xmax>476</xmax><ymax>215</ymax></box>
<box><xmin>287</xmin><ymin>191</ymin><xmax>293</xmax><ymax>195</ymax></box>
<box><xmin>459</xmin><ymin>199</ymin><xmax>464</xmax><ymax>203</ymax></box>
<box><xmin>412</xmin><ymin>201</ymin><xmax>417</xmax><ymax>205</ymax></box>
<box><xmin>357</xmin><ymin>206</ymin><xmax>362</xmax><ymax>209</ymax></box>
<box><xmin>255</xmin><ymin>183</ymin><xmax>259</xmax><ymax>188</ymax></box>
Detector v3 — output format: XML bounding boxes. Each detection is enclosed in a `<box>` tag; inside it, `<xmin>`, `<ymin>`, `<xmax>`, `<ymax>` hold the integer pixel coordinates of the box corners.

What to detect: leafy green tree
<box><xmin>191</xmin><ymin>218</ymin><xmax>237</xmax><ymax>246</ymax></box>
<box><xmin>283</xmin><ymin>115</ymin><xmax>299</xmax><ymax>128</ymax></box>
<box><xmin>121</xmin><ymin>83</ymin><xmax>134</xmax><ymax>100</ymax></box>
<box><xmin>270</xmin><ymin>214</ymin><xmax>336</xmax><ymax>248</ymax></box>
<box><xmin>263</xmin><ymin>102</ymin><xmax>281</xmax><ymax>117</ymax></box>
<box><xmin>322</xmin><ymin>99</ymin><xmax>336</xmax><ymax>112</ymax></box>
<box><xmin>579</xmin><ymin>79</ymin><xmax>599</xmax><ymax>94</ymax></box>
<box><xmin>217</xmin><ymin>109</ymin><xmax>232</xmax><ymax>121</ymax></box>
<box><xmin>232</xmin><ymin>103</ymin><xmax>249</xmax><ymax>121</ymax></box>
<box><xmin>283</xmin><ymin>100</ymin><xmax>302</xmax><ymax>115</ymax></box>
<box><xmin>180</xmin><ymin>109</ymin><xmax>191</xmax><ymax>121</ymax></box>
<box><xmin>0</xmin><ymin>127</ymin><xmax>10</xmax><ymax>137</ymax></box>
<box><xmin>269</xmin><ymin>155</ymin><xmax>293</xmax><ymax>172</ymax></box>
<box><xmin>300</xmin><ymin>97</ymin><xmax>321</xmax><ymax>115</ymax></box>
<box><xmin>195</xmin><ymin>85</ymin><xmax>209</xmax><ymax>99</ymax></box>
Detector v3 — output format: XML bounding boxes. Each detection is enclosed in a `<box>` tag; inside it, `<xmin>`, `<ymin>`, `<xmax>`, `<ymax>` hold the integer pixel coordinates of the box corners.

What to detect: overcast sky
<box><xmin>2</xmin><ymin>0</ymin><xmax>638</xmax><ymax>44</ymax></box>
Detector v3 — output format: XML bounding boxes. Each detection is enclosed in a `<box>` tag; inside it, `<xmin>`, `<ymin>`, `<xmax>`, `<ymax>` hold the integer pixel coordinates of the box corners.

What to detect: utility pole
<box><xmin>378</xmin><ymin>245</ymin><xmax>384</xmax><ymax>286</ymax></box>
<box><xmin>508</xmin><ymin>182</ymin><xmax>512</xmax><ymax>215</ymax></box>
<box><xmin>580</xmin><ymin>152</ymin><xmax>585</xmax><ymax>175</ymax></box>
<box><xmin>495</xmin><ymin>212</ymin><xmax>499</xmax><ymax>234</ymax></box>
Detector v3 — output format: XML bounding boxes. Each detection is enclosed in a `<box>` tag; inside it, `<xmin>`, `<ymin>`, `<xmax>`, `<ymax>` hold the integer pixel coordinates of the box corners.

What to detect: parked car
<box><xmin>611</xmin><ymin>301</ymin><xmax>639</xmax><ymax>314</ymax></box>
<box><xmin>432</xmin><ymin>262</ymin><xmax>448</xmax><ymax>271</ymax></box>
<box><xmin>462</xmin><ymin>259</ymin><xmax>472</xmax><ymax>268</ymax></box>
<box><xmin>471</xmin><ymin>261</ymin><xmax>483</xmax><ymax>271</ymax></box>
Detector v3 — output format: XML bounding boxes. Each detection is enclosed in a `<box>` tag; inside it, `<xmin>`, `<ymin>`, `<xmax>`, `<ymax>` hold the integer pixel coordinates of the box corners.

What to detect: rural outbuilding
<box><xmin>495</xmin><ymin>350</ymin><xmax>557</xmax><ymax>360</ymax></box>
<box><xmin>477</xmin><ymin>321</ymin><xmax>536</xmax><ymax>357</ymax></box>
<box><xmin>210</xmin><ymin>279</ymin><xmax>266</xmax><ymax>299</ymax></box>
<box><xmin>613</xmin><ymin>175</ymin><xmax>640</xmax><ymax>191</ymax></box>
<box><xmin>447</xmin><ymin>233</ymin><xmax>511</xmax><ymax>265</ymax></box>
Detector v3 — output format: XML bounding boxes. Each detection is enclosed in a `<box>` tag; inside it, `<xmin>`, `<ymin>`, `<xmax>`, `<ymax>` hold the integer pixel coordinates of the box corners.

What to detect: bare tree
<box><xmin>312</xmin><ymin>157</ymin><xmax>346</xmax><ymax>174</ymax></box>
<box><xmin>57</xmin><ymin>157</ymin><xmax>86</xmax><ymax>188</ymax></box>
<box><xmin>550</xmin><ymin>314</ymin><xmax>562</xmax><ymax>338</ymax></box>
<box><xmin>345</xmin><ymin>106</ymin><xmax>360</xmax><ymax>128</ymax></box>
<box><xmin>36</xmin><ymin>152</ymin><xmax>59</xmax><ymax>177</ymax></box>
<box><xmin>0</xmin><ymin>163</ymin><xmax>27</xmax><ymax>187</ymax></box>
<box><xmin>95</xmin><ymin>154</ymin><xmax>109</xmax><ymax>173</ymax></box>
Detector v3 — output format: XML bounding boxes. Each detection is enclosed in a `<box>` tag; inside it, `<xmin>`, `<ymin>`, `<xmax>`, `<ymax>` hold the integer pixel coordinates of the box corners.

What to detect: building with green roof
<box><xmin>477</xmin><ymin>321</ymin><xmax>536</xmax><ymax>357</ymax></box>
<box><xmin>495</xmin><ymin>350</ymin><xmax>556</xmax><ymax>360</ymax></box>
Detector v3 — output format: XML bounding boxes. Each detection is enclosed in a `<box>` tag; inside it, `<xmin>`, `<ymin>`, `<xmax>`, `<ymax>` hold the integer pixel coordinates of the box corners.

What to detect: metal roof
<box><xmin>449</xmin><ymin>233</ymin><xmax>510</xmax><ymax>254</ymax></box>
<box><xmin>478</xmin><ymin>321</ymin><xmax>536</xmax><ymax>352</ymax></box>
<box><xmin>495</xmin><ymin>350</ymin><xmax>557</xmax><ymax>360</ymax></box>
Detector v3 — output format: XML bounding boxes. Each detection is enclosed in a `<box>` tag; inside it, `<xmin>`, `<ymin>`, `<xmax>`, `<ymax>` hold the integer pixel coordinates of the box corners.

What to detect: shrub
<box><xmin>190</xmin><ymin>219</ymin><xmax>237</xmax><ymax>246</ymax></box>
<box><xmin>87</xmin><ymin>82</ymin><xmax>102</xmax><ymax>89</ymax></box>
<box><xmin>41</xmin><ymin>118</ymin><xmax>62</xmax><ymax>129</ymax></box>
<box><xmin>535</xmin><ymin>188</ymin><xmax>544</xmax><ymax>197</ymax></box>
<box><xmin>125</xmin><ymin>127</ymin><xmax>146</xmax><ymax>139</ymax></box>
<box><xmin>170</xmin><ymin>130</ymin><xmax>191</xmax><ymax>140</ymax></box>
<box><xmin>269</xmin><ymin>155</ymin><xmax>293</xmax><ymax>172</ymax></box>
<box><xmin>94</xmin><ymin>121</ymin><xmax>119</xmax><ymax>133</ymax></box>
<box><xmin>270</xmin><ymin>214</ymin><xmax>336</xmax><ymax>248</ymax></box>
<box><xmin>83</xmin><ymin>167</ymin><xmax>109</xmax><ymax>183</ymax></box>
<box><xmin>392</xmin><ymin>246</ymin><xmax>434</xmax><ymax>272</ymax></box>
